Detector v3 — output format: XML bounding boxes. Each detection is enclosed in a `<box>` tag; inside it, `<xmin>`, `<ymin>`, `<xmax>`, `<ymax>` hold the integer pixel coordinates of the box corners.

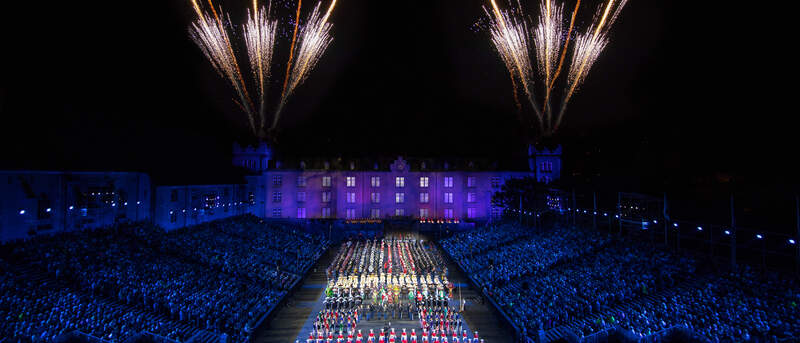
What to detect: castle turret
<box><xmin>233</xmin><ymin>142</ymin><xmax>272</xmax><ymax>173</ymax></box>
<box><xmin>529</xmin><ymin>144</ymin><xmax>562</xmax><ymax>184</ymax></box>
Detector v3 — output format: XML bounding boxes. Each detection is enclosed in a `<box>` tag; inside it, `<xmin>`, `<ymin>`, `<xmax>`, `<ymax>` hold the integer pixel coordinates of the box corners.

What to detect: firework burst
<box><xmin>189</xmin><ymin>0</ymin><xmax>256</xmax><ymax>135</ymax></box>
<box><xmin>187</xmin><ymin>0</ymin><xmax>338</xmax><ymax>139</ymax></box>
<box><xmin>485</xmin><ymin>0</ymin><xmax>543</xmax><ymax>123</ymax></box>
<box><xmin>244</xmin><ymin>1</ymin><xmax>278</xmax><ymax>131</ymax></box>
<box><xmin>484</xmin><ymin>0</ymin><xmax>630</xmax><ymax>137</ymax></box>
<box><xmin>273</xmin><ymin>0</ymin><xmax>336</xmax><ymax>129</ymax></box>
<box><xmin>533</xmin><ymin>0</ymin><xmax>563</xmax><ymax>128</ymax></box>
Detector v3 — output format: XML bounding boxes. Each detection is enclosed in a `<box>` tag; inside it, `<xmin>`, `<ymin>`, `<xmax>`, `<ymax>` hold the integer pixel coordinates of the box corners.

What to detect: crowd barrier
<box><xmin>53</xmin><ymin>331</ymin><xmax>112</xmax><ymax>343</ymax></box>
<box><xmin>127</xmin><ymin>332</ymin><xmax>182</xmax><ymax>343</ymax></box>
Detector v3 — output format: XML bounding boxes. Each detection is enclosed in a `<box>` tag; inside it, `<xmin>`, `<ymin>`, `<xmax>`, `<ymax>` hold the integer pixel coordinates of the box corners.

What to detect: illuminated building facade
<box><xmin>235</xmin><ymin>143</ymin><xmax>562</xmax><ymax>221</ymax></box>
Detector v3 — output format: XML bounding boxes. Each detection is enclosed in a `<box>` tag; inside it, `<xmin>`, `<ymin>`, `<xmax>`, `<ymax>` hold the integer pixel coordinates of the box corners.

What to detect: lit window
<box><xmin>444</xmin><ymin>192</ymin><xmax>453</xmax><ymax>204</ymax></box>
<box><xmin>371</xmin><ymin>208</ymin><xmax>381</xmax><ymax>219</ymax></box>
<box><xmin>467</xmin><ymin>192</ymin><xmax>476</xmax><ymax>203</ymax></box>
<box><xmin>467</xmin><ymin>207</ymin><xmax>476</xmax><ymax>219</ymax></box>
<box><xmin>272</xmin><ymin>175</ymin><xmax>282</xmax><ymax>186</ymax></box>
<box><xmin>347</xmin><ymin>192</ymin><xmax>356</xmax><ymax>203</ymax></box>
<box><xmin>395</xmin><ymin>208</ymin><xmax>405</xmax><ymax>216</ymax></box>
<box><xmin>371</xmin><ymin>192</ymin><xmax>381</xmax><ymax>203</ymax></box>
<box><xmin>297</xmin><ymin>176</ymin><xmax>306</xmax><ymax>187</ymax></box>
<box><xmin>322</xmin><ymin>176</ymin><xmax>332</xmax><ymax>187</ymax></box>
<box><xmin>444</xmin><ymin>177</ymin><xmax>453</xmax><ymax>188</ymax></box>
<box><xmin>491</xmin><ymin>177</ymin><xmax>501</xmax><ymax>188</ymax></box>
<box><xmin>419</xmin><ymin>192</ymin><xmax>429</xmax><ymax>203</ymax></box>
<box><xmin>395</xmin><ymin>193</ymin><xmax>405</xmax><ymax>204</ymax></box>
<box><xmin>419</xmin><ymin>208</ymin><xmax>429</xmax><ymax>218</ymax></box>
<box><xmin>467</xmin><ymin>177</ymin><xmax>476</xmax><ymax>188</ymax></box>
<box><xmin>346</xmin><ymin>208</ymin><xmax>356</xmax><ymax>219</ymax></box>
<box><xmin>419</xmin><ymin>177</ymin><xmax>429</xmax><ymax>188</ymax></box>
<box><xmin>395</xmin><ymin>177</ymin><xmax>405</xmax><ymax>188</ymax></box>
<box><xmin>297</xmin><ymin>207</ymin><xmax>307</xmax><ymax>218</ymax></box>
<box><xmin>322</xmin><ymin>191</ymin><xmax>331</xmax><ymax>203</ymax></box>
<box><xmin>444</xmin><ymin>208</ymin><xmax>454</xmax><ymax>219</ymax></box>
<box><xmin>346</xmin><ymin>176</ymin><xmax>356</xmax><ymax>187</ymax></box>
<box><xmin>322</xmin><ymin>207</ymin><xmax>331</xmax><ymax>218</ymax></box>
<box><xmin>491</xmin><ymin>207</ymin><xmax>502</xmax><ymax>218</ymax></box>
<box><xmin>272</xmin><ymin>191</ymin><xmax>282</xmax><ymax>203</ymax></box>
<box><xmin>272</xmin><ymin>208</ymin><xmax>282</xmax><ymax>217</ymax></box>
<box><xmin>371</xmin><ymin>176</ymin><xmax>381</xmax><ymax>187</ymax></box>
<box><xmin>297</xmin><ymin>191</ymin><xmax>306</xmax><ymax>202</ymax></box>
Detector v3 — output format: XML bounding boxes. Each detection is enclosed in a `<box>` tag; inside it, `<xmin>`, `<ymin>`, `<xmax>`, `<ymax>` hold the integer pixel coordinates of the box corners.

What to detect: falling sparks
<box><xmin>187</xmin><ymin>0</ymin><xmax>338</xmax><ymax>138</ymax></box>
<box><xmin>273</xmin><ymin>0</ymin><xmax>336</xmax><ymax>129</ymax></box>
<box><xmin>484</xmin><ymin>0</ymin><xmax>630</xmax><ymax>136</ymax></box>
<box><xmin>556</xmin><ymin>30</ymin><xmax>608</xmax><ymax>129</ymax></box>
<box><xmin>485</xmin><ymin>0</ymin><xmax>543</xmax><ymax>124</ymax></box>
<box><xmin>189</xmin><ymin>4</ymin><xmax>256</xmax><ymax>135</ymax></box>
<box><xmin>533</xmin><ymin>0</ymin><xmax>563</xmax><ymax>126</ymax></box>
<box><xmin>244</xmin><ymin>1</ymin><xmax>278</xmax><ymax>131</ymax></box>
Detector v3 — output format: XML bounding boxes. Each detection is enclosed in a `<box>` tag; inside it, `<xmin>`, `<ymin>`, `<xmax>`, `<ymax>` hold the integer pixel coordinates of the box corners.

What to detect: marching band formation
<box><xmin>299</xmin><ymin>238</ymin><xmax>485</xmax><ymax>343</ymax></box>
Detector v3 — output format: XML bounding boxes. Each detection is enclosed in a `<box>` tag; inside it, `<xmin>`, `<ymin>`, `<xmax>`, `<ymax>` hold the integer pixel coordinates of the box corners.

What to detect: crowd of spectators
<box><xmin>0</xmin><ymin>215</ymin><xmax>327</xmax><ymax>343</ymax></box>
<box><xmin>441</xmin><ymin>224</ymin><xmax>799</xmax><ymax>342</ymax></box>
<box><xmin>610</xmin><ymin>265</ymin><xmax>800</xmax><ymax>342</ymax></box>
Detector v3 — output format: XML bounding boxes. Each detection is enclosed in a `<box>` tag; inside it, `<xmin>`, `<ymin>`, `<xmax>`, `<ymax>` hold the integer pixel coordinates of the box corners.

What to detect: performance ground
<box><xmin>252</xmin><ymin>232</ymin><xmax>514</xmax><ymax>343</ymax></box>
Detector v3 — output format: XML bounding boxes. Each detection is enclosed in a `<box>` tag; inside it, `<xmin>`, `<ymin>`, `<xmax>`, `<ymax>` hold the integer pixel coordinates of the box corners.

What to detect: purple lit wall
<box><xmin>248</xmin><ymin>150</ymin><xmax>561</xmax><ymax>222</ymax></box>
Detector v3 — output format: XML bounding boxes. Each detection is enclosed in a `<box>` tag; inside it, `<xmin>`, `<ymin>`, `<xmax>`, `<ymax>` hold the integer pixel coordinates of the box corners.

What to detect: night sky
<box><xmin>0</xmin><ymin>0</ymin><xmax>791</xmax><ymax>191</ymax></box>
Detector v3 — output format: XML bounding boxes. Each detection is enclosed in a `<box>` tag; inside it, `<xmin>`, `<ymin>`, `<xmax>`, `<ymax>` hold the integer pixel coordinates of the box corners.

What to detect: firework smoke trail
<box><xmin>189</xmin><ymin>0</ymin><xmax>257</xmax><ymax>134</ymax></box>
<box><xmin>272</xmin><ymin>0</ymin><xmax>336</xmax><ymax>129</ymax></box>
<box><xmin>486</xmin><ymin>0</ymin><xmax>544</xmax><ymax>126</ymax></box>
<box><xmin>244</xmin><ymin>0</ymin><xmax>278</xmax><ymax>131</ymax></box>
<box><xmin>554</xmin><ymin>0</ymin><xmax>628</xmax><ymax>131</ymax></box>
<box><xmin>533</xmin><ymin>0</ymin><xmax>563</xmax><ymax>130</ymax></box>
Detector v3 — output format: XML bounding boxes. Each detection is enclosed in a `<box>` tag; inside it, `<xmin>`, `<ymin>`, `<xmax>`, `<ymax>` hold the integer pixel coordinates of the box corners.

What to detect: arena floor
<box><xmin>251</xmin><ymin>233</ymin><xmax>515</xmax><ymax>343</ymax></box>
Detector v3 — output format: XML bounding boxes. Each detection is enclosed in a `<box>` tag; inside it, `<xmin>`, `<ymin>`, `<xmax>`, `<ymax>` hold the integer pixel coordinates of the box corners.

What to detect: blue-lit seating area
<box><xmin>0</xmin><ymin>215</ymin><xmax>328</xmax><ymax>343</ymax></box>
<box><xmin>441</xmin><ymin>224</ymin><xmax>800</xmax><ymax>342</ymax></box>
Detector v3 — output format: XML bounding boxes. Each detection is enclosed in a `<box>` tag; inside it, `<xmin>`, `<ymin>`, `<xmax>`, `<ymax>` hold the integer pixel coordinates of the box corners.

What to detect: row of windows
<box><xmin>272</xmin><ymin>191</ymin><xmax>479</xmax><ymax>204</ymax></box>
<box><xmin>282</xmin><ymin>176</ymin><xmax>502</xmax><ymax>188</ymax></box>
<box><xmin>273</xmin><ymin>207</ymin><xmax>477</xmax><ymax>219</ymax></box>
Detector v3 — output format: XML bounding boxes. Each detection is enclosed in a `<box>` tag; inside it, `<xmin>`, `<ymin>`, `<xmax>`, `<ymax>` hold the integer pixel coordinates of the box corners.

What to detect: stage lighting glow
<box><xmin>46</xmin><ymin>208</ymin><xmax>52</xmax><ymax>213</ymax></box>
<box><xmin>19</xmin><ymin>210</ymin><xmax>25</xmax><ymax>215</ymax></box>
<box><xmin>69</xmin><ymin>206</ymin><xmax>74</xmax><ymax>210</ymax></box>
<box><xmin>697</xmin><ymin>226</ymin><xmax>703</xmax><ymax>231</ymax></box>
<box><xmin>756</xmin><ymin>234</ymin><xmax>763</xmax><ymax>239</ymax></box>
<box><xmin>724</xmin><ymin>230</ymin><xmax>730</xmax><ymax>235</ymax></box>
<box><xmin>790</xmin><ymin>239</ymin><xmax>796</xmax><ymax>244</ymax></box>
<box><xmin>673</xmin><ymin>223</ymin><xmax>679</xmax><ymax>227</ymax></box>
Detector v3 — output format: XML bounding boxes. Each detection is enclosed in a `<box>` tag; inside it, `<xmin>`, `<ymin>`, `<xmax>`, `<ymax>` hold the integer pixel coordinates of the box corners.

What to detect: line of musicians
<box><xmin>301</xmin><ymin>328</ymin><xmax>485</xmax><ymax>343</ymax></box>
